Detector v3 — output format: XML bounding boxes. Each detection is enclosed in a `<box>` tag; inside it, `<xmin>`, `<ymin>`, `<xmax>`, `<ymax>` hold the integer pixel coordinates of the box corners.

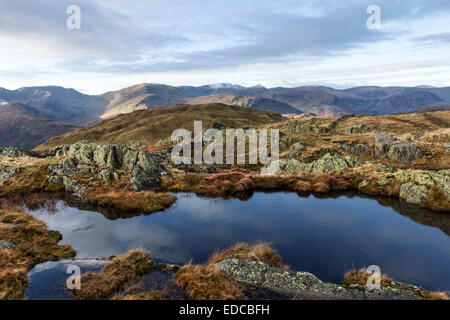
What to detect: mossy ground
<box><xmin>0</xmin><ymin>206</ymin><xmax>76</xmax><ymax>299</ymax></box>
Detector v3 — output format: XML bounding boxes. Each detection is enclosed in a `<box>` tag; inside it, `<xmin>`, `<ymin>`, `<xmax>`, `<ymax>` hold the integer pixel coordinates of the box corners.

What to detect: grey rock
<box><xmin>288</xmin><ymin>142</ymin><xmax>307</xmax><ymax>158</ymax></box>
<box><xmin>0</xmin><ymin>165</ymin><xmax>18</xmax><ymax>184</ymax></box>
<box><xmin>130</xmin><ymin>167</ymin><xmax>161</xmax><ymax>191</ymax></box>
<box><xmin>216</xmin><ymin>258</ymin><xmax>422</xmax><ymax>300</ymax></box>
<box><xmin>0</xmin><ymin>240</ymin><xmax>16</xmax><ymax>250</ymax></box>
<box><xmin>0</xmin><ymin>147</ymin><xmax>29</xmax><ymax>158</ymax></box>
<box><xmin>51</xmin><ymin>145</ymin><xmax>70</xmax><ymax>157</ymax></box>
<box><xmin>388</xmin><ymin>143</ymin><xmax>423</xmax><ymax>163</ymax></box>
<box><xmin>375</xmin><ymin>133</ymin><xmax>398</xmax><ymax>158</ymax></box>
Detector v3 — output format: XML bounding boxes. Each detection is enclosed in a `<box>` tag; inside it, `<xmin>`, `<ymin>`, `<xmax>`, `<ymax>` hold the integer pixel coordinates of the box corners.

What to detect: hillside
<box><xmin>184</xmin><ymin>95</ymin><xmax>301</xmax><ymax>114</ymax></box>
<box><xmin>36</xmin><ymin>103</ymin><xmax>285</xmax><ymax>150</ymax></box>
<box><xmin>100</xmin><ymin>84</ymin><xmax>191</xmax><ymax>120</ymax></box>
<box><xmin>0</xmin><ymin>102</ymin><xmax>79</xmax><ymax>149</ymax></box>
<box><xmin>0</xmin><ymin>86</ymin><xmax>109</xmax><ymax>126</ymax></box>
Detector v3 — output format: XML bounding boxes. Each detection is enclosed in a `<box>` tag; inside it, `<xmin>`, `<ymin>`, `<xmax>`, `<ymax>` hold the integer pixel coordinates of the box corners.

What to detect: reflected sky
<box><xmin>28</xmin><ymin>192</ymin><xmax>450</xmax><ymax>291</ymax></box>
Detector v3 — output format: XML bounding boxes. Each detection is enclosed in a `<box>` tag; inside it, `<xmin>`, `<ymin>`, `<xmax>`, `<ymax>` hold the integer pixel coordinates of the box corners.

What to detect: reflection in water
<box><xmin>28</xmin><ymin>193</ymin><xmax>450</xmax><ymax>291</ymax></box>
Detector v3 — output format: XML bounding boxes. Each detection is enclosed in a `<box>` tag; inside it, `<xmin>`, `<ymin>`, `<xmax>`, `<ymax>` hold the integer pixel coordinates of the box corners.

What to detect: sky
<box><xmin>0</xmin><ymin>0</ymin><xmax>450</xmax><ymax>94</ymax></box>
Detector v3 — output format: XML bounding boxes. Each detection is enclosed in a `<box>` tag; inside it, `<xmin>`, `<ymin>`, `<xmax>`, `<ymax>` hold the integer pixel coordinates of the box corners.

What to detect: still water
<box><xmin>27</xmin><ymin>192</ymin><xmax>450</xmax><ymax>294</ymax></box>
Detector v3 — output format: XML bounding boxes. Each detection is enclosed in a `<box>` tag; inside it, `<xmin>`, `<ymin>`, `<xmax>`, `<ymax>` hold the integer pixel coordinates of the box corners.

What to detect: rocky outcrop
<box><xmin>216</xmin><ymin>258</ymin><xmax>425</xmax><ymax>300</ymax></box>
<box><xmin>388</xmin><ymin>143</ymin><xmax>423</xmax><ymax>163</ymax></box>
<box><xmin>399</xmin><ymin>183</ymin><xmax>428</xmax><ymax>205</ymax></box>
<box><xmin>276</xmin><ymin>153</ymin><xmax>364</xmax><ymax>174</ymax></box>
<box><xmin>375</xmin><ymin>133</ymin><xmax>398</xmax><ymax>158</ymax></box>
<box><xmin>0</xmin><ymin>165</ymin><xmax>18</xmax><ymax>184</ymax></box>
<box><xmin>48</xmin><ymin>141</ymin><xmax>164</xmax><ymax>197</ymax></box>
<box><xmin>374</xmin><ymin>133</ymin><xmax>423</xmax><ymax>163</ymax></box>
<box><xmin>0</xmin><ymin>147</ymin><xmax>29</xmax><ymax>158</ymax></box>
<box><xmin>340</xmin><ymin>142</ymin><xmax>372</xmax><ymax>156</ymax></box>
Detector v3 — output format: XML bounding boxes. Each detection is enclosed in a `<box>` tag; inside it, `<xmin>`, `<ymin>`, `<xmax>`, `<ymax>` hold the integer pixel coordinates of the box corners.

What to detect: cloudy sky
<box><xmin>0</xmin><ymin>0</ymin><xmax>450</xmax><ymax>94</ymax></box>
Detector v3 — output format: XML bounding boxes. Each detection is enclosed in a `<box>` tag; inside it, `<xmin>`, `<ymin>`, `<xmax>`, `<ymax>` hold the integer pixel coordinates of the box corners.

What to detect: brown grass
<box><xmin>74</xmin><ymin>249</ymin><xmax>156</xmax><ymax>300</ymax></box>
<box><xmin>294</xmin><ymin>180</ymin><xmax>311</xmax><ymax>193</ymax></box>
<box><xmin>312</xmin><ymin>182</ymin><xmax>330</xmax><ymax>193</ymax></box>
<box><xmin>83</xmin><ymin>181</ymin><xmax>177</xmax><ymax>214</ymax></box>
<box><xmin>208</xmin><ymin>242</ymin><xmax>287</xmax><ymax>269</ymax></box>
<box><xmin>175</xmin><ymin>263</ymin><xmax>244</xmax><ymax>300</ymax></box>
<box><xmin>0</xmin><ymin>207</ymin><xmax>76</xmax><ymax>299</ymax></box>
<box><xmin>175</xmin><ymin>243</ymin><xmax>287</xmax><ymax>300</ymax></box>
<box><xmin>343</xmin><ymin>268</ymin><xmax>393</xmax><ymax>287</ymax></box>
<box><xmin>423</xmin><ymin>185</ymin><xmax>450</xmax><ymax>212</ymax></box>
<box><xmin>423</xmin><ymin>291</ymin><xmax>449</xmax><ymax>300</ymax></box>
<box><xmin>112</xmin><ymin>284</ymin><xmax>166</xmax><ymax>300</ymax></box>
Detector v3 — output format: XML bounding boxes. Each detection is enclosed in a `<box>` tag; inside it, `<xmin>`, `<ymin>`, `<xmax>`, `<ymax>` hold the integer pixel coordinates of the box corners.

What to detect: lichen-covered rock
<box><xmin>0</xmin><ymin>147</ymin><xmax>29</xmax><ymax>158</ymax></box>
<box><xmin>216</xmin><ymin>258</ymin><xmax>423</xmax><ymax>300</ymax></box>
<box><xmin>388</xmin><ymin>143</ymin><xmax>423</xmax><ymax>163</ymax></box>
<box><xmin>62</xmin><ymin>176</ymin><xmax>87</xmax><ymax>199</ymax></box>
<box><xmin>130</xmin><ymin>167</ymin><xmax>161</xmax><ymax>191</ymax></box>
<box><xmin>399</xmin><ymin>183</ymin><xmax>428</xmax><ymax>205</ymax></box>
<box><xmin>51</xmin><ymin>145</ymin><xmax>70</xmax><ymax>157</ymax></box>
<box><xmin>375</xmin><ymin>133</ymin><xmax>398</xmax><ymax>158</ymax></box>
<box><xmin>0</xmin><ymin>165</ymin><xmax>18</xmax><ymax>184</ymax></box>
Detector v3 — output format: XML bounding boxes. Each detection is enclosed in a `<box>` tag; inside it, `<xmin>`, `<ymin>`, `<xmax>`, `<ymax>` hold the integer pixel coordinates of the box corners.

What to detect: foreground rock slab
<box><xmin>216</xmin><ymin>258</ymin><xmax>424</xmax><ymax>300</ymax></box>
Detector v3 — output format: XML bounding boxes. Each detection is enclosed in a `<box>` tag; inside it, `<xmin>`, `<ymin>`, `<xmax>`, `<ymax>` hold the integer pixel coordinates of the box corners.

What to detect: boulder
<box><xmin>130</xmin><ymin>167</ymin><xmax>161</xmax><ymax>191</ymax></box>
<box><xmin>388</xmin><ymin>143</ymin><xmax>423</xmax><ymax>163</ymax></box>
<box><xmin>399</xmin><ymin>182</ymin><xmax>428</xmax><ymax>205</ymax></box>
<box><xmin>374</xmin><ymin>133</ymin><xmax>397</xmax><ymax>158</ymax></box>
<box><xmin>51</xmin><ymin>145</ymin><xmax>70</xmax><ymax>157</ymax></box>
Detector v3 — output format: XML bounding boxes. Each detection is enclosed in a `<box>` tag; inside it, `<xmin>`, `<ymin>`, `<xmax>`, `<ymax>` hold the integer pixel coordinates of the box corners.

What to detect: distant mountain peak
<box><xmin>205</xmin><ymin>83</ymin><xmax>244</xmax><ymax>90</ymax></box>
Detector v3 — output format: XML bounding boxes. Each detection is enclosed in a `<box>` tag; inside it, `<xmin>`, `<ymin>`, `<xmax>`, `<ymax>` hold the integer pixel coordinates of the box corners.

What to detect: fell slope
<box><xmin>0</xmin><ymin>102</ymin><xmax>79</xmax><ymax>149</ymax></box>
<box><xmin>37</xmin><ymin>103</ymin><xmax>285</xmax><ymax>150</ymax></box>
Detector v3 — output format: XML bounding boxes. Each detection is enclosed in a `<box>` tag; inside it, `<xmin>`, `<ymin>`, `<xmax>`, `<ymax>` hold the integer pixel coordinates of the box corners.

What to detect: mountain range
<box><xmin>1</xmin><ymin>83</ymin><xmax>449</xmax><ymax>148</ymax></box>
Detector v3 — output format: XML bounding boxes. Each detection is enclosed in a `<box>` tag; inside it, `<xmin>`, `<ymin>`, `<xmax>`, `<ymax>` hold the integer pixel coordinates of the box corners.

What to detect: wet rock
<box><xmin>399</xmin><ymin>183</ymin><xmax>428</xmax><ymax>205</ymax></box>
<box><xmin>0</xmin><ymin>240</ymin><xmax>16</xmax><ymax>250</ymax></box>
<box><xmin>375</xmin><ymin>133</ymin><xmax>398</xmax><ymax>158</ymax></box>
<box><xmin>0</xmin><ymin>165</ymin><xmax>18</xmax><ymax>184</ymax></box>
<box><xmin>388</xmin><ymin>143</ymin><xmax>423</xmax><ymax>163</ymax></box>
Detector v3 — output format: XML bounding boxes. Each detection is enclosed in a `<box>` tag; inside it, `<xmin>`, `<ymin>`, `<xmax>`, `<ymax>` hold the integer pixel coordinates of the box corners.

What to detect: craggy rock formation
<box><xmin>339</xmin><ymin>141</ymin><xmax>372</xmax><ymax>157</ymax></box>
<box><xmin>0</xmin><ymin>147</ymin><xmax>29</xmax><ymax>158</ymax></box>
<box><xmin>277</xmin><ymin>153</ymin><xmax>364</xmax><ymax>174</ymax></box>
<box><xmin>0</xmin><ymin>165</ymin><xmax>18</xmax><ymax>184</ymax></box>
<box><xmin>388</xmin><ymin>143</ymin><xmax>423</xmax><ymax>163</ymax></box>
<box><xmin>47</xmin><ymin>141</ymin><xmax>164</xmax><ymax>198</ymax></box>
<box><xmin>216</xmin><ymin>258</ymin><xmax>426</xmax><ymax>300</ymax></box>
<box><xmin>375</xmin><ymin>133</ymin><xmax>398</xmax><ymax>158</ymax></box>
<box><xmin>375</xmin><ymin>133</ymin><xmax>423</xmax><ymax>162</ymax></box>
